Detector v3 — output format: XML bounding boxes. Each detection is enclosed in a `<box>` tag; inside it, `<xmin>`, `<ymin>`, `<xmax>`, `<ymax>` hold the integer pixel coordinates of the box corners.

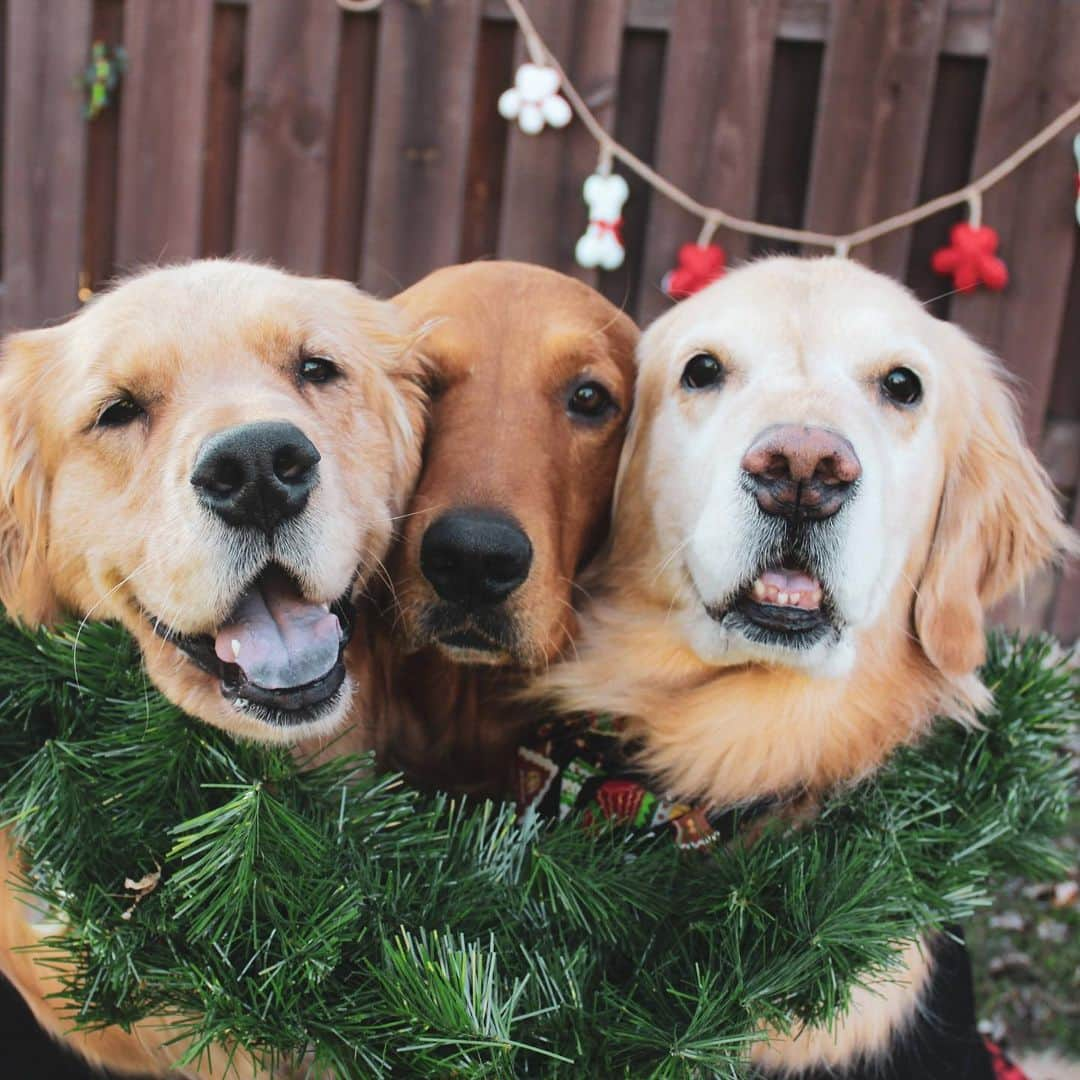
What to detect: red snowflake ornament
<box><xmin>930</xmin><ymin>223</ymin><xmax>1008</xmax><ymax>293</ymax></box>
<box><xmin>663</xmin><ymin>242</ymin><xmax>726</xmax><ymax>300</ymax></box>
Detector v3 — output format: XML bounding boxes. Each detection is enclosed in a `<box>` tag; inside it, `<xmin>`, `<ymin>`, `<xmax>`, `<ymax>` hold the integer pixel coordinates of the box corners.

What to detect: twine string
<box><xmin>501</xmin><ymin>0</ymin><xmax>1080</xmax><ymax>251</ymax></box>
<box><xmin>341</xmin><ymin>0</ymin><xmax>1080</xmax><ymax>252</ymax></box>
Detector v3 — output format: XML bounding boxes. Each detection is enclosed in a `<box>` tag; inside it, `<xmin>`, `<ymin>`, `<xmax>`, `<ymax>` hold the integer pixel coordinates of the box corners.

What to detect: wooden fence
<box><xmin>1</xmin><ymin>0</ymin><xmax>1077</xmax><ymax>639</ymax></box>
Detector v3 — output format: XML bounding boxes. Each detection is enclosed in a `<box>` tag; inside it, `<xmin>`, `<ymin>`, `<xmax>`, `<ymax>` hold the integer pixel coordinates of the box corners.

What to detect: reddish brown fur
<box><xmin>360</xmin><ymin>262</ymin><xmax>638</xmax><ymax>794</ymax></box>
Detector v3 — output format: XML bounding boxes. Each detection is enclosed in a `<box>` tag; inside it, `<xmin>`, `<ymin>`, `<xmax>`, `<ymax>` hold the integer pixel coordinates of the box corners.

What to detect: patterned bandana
<box><xmin>515</xmin><ymin>714</ymin><xmax>777</xmax><ymax>849</ymax></box>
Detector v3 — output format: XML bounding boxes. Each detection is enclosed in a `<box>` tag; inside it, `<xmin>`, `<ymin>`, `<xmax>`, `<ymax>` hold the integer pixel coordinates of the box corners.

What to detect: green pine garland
<box><xmin>0</xmin><ymin>618</ymin><xmax>1075</xmax><ymax>1078</ymax></box>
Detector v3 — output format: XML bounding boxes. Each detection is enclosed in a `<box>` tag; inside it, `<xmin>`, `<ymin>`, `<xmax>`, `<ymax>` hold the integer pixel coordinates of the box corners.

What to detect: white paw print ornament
<box><xmin>498</xmin><ymin>63</ymin><xmax>572</xmax><ymax>135</ymax></box>
<box><xmin>575</xmin><ymin>171</ymin><xmax>629</xmax><ymax>271</ymax></box>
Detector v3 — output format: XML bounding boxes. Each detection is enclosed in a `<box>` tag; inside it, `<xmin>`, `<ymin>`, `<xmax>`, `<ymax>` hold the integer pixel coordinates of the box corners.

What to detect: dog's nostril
<box><xmin>273</xmin><ymin>444</ymin><xmax>317</xmax><ymax>485</ymax></box>
<box><xmin>205</xmin><ymin>455</ymin><xmax>245</xmax><ymax>495</ymax></box>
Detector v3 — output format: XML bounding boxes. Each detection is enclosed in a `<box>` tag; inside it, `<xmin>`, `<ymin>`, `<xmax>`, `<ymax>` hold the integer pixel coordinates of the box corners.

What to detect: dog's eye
<box><xmin>568</xmin><ymin>381</ymin><xmax>615</xmax><ymax>420</ymax></box>
<box><xmin>881</xmin><ymin>366</ymin><xmax>922</xmax><ymax>406</ymax></box>
<box><xmin>95</xmin><ymin>396</ymin><xmax>145</xmax><ymax>429</ymax></box>
<box><xmin>681</xmin><ymin>353</ymin><xmax>724</xmax><ymax>391</ymax></box>
<box><xmin>299</xmin><ymin>356</ymin><xmax>340</xmax><ymax>384</ymax></box>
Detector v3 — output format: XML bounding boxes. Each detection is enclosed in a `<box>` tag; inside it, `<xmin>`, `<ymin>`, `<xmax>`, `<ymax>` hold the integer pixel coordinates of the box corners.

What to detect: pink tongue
<box><xmin>760</xmin><ymin>568</ymin><xmax>820</xmax><ymax>594</ymax></box>
<box><xmin>214</xmin><ymin>569</ymin><xmax>341</xmax><ymax>690</ymax></box>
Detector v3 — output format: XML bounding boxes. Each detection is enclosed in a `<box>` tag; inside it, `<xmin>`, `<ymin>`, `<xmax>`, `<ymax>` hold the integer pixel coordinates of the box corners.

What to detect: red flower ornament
<box><xmin>930</xmin><ymin>223</ymin><xmax>1008</xmax><ymax>293</ymax></box>
<box><xmin>663</xmin><ymin>242</ymin><xmax>726</xmax><ymax>300</ymax></box>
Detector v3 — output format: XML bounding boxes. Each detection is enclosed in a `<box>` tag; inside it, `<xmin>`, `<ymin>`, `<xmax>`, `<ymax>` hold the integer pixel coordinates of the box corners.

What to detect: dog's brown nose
<box><xmin>741</xmin><ymin>424</ymin><xmax>861</xmax><ymax>521</ymax></box>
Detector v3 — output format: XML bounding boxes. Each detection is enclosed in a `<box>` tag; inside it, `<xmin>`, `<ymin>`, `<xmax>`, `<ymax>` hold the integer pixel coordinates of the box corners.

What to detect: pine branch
<box><xmin>0</xmin><ymin>619</ymin><xmax>1074</xmax><ymax>1078</ymax></box>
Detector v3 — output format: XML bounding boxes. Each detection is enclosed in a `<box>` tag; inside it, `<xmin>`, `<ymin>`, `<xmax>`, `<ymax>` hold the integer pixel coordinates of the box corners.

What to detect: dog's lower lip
<box><xmin>440</xmin><ymin>628</ymin><xmax>500</xmax><ymax>651</ymax></box>
<box><xmin>732</xmin><ymin>595</ymin><xmax>827</xmax><ymax>634</ymax></box>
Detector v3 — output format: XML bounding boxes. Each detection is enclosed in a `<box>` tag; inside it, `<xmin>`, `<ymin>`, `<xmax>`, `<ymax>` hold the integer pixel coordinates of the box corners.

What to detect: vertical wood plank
<box><xmin>803</xmin><ymin>0</ymin><xmax>947</xmax><ymax>277</ymax></box>
<box><xmin>2</xmin><ymin>0</ymin><xmax>91</xmax><ymax>329</ymax></box>
<box><xmin>950</xmin><ymin>0</ymin><xmax>1080</xmax><ymax>445</ymax></box>
<box><xmin>200</xmin><ymin>2</ymin><xmax>247</xmax><ymax>258</ymax></box>
<box><xmin>115</xmin><ymin>1</ymin><xmax>213</xmax><ymax>267</ymax></box>
<box><xmin>750</xmin><ymin>39</ymin><xmax>825</xmax><ymax>260</ymax></box>
<box><xmin>496</xmin><ymin>0</ymin><xmax>628</xmax><ymax>279</ymax></box>
<box><xmin>903</xmin><ymin>54</ymin><xmax>985</xmax><ymax>316</ymax></box>
<box><xmin>82</xmin><ymin>0</ymin><xmax>125</xmax><ymax>294</ymax></box>
<box><xmin>324</xmin><ymin>8</ymin><xmax>379</xmax><ymax>280</ymax></box>
<box><xmin>234</xmin><ymin>1</ymin><xmax>341</xmax><ymax>274</ymax></box>
<box><xmin>361</xmin><ymin>0</ymin><xmax>482</xmax><ymax>294</ymax></box>
<box><xmin>601</xmin><ymin>26</ymin><xmax>666</xmax><ymax>317</ymax></box>
<box><xmin>636</xmin><ymin>0</ymin><xmax>781</xmax><ymax>325</ymax></box>
<box><xmin>459</xmin><ymin>18</ymin><xmax>516</xmax><ymax>263</ymax></box>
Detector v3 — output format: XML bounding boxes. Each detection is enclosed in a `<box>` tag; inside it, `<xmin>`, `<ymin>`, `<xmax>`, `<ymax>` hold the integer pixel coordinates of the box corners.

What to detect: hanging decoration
<box><xmin>497</xmin><ymin>63</ymin><xmax>572</xmax><ymax>135</ymax></box>
<box><xmin>663</xmin><ymin>242</ymin><xmax>727</xmax><ymax>300</ymax></box>
<box><xmin>575</xmin><ymin>171</ymin><xmax>629</xmax><ymax>270</ymax></box>
<box><xmin>484</xmin><ymin>0</ymin><xmax>1080</xmax><ymax>300</ymax></box>
<box><xmin>79</xmin><ymin>40</ymin><xmax>127</xmax><ymax>121</ymax></box>
<box><xmin>931</xmin><ymin>222</ymin><xmax>1009</xmax><ymax>293</ymax></box>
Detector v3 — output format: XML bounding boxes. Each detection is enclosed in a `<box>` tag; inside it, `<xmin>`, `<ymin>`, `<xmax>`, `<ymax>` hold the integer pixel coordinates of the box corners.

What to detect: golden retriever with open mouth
<box><xmin>0</xmin><ymin>259</ymin><xmax>425</xmax><ymax>1075</ymax></box>
<box><xmin>536</xmin><ymin>256</ymin><xmax>1076</xmax><ymax>1076</ymax></box>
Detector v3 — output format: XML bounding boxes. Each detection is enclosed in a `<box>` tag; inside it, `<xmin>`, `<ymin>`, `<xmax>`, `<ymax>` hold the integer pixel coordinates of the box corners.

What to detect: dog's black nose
<box><xmin>742</xmin><ymin>424</ymin><xmax>861</xmax><ymax>521</ymax></box>
<box><xmin>191</xmin><ymin>421</ymin><xmax>320</xmax><ymax>533</ymax></box>
<box><xmin>420</xmin><ymin>509</ymin><xmax>533</xmax><ymax>609</ymax></box>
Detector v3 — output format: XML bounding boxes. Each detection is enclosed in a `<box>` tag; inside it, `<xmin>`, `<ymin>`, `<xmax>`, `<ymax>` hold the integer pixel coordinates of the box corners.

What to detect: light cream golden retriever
<box><xmin>0</xmin><ymin>260</ymin><xmax>426</xmax><ymax>1076</ymax></box>
<box><xmin>537</xmin><ymin>256</ymin><xmax>1076</xmax><ymax>1074</ymax></box>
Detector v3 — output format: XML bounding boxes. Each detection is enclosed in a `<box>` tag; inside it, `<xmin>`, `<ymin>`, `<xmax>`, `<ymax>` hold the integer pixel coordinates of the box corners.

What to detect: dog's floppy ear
<box><xmin>915</xmin><ymin>328</ymin><xmax>1076</xmax><ymax>689</ymax></box>
<box><xmin>0</xmin><ymin>329</ymin><xmax>60</xmax><ymax>626</ymax></box>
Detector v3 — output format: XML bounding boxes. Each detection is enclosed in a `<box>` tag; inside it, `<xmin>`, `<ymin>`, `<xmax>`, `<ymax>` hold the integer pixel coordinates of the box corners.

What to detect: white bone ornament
<box><xmin>498</xmin><ymin>63</ymin><xmax>572</xmax><ymax>135</ymax></box>
<box><xmin>576</xmin><ymin>172</ymin><xmax>629</xmax><ymax>270</ymax></box>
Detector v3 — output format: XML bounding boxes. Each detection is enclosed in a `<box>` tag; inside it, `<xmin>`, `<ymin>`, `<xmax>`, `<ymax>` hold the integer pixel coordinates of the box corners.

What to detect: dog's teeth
<box><xmin>777</xmin><ymin>591</ymin><xmax>789</xmax><ymax>605</ymax></box>
<box><xmin>752</xmin><ymin>579</ymin><xmax>766</xmax><ymax>599</ymax></box>
<box><xmin>230</xmin><ymin>638</ymin><xmax>242</xmax><ymax>660</ymax></box>
<box><xmin>789</xmin><ymin>592</ymin><xmax>800</xmax><ymax>605</ymax></box>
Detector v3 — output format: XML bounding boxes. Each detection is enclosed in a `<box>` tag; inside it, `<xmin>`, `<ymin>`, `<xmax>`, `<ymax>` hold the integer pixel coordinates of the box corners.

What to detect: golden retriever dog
<box><xmin>363</xmin><ymin>261</ymin><xmax>637</xmax><ymax>795</ymax></box>
<box><xmin>536</xmin><ymin>256</ymin><xmax>1076</xmax><ymax>1076</ymax></box>
<box><xmin>0</xmin><ymin>259</ymin><xmax>426</xmax><ymax>1076</ymax></box>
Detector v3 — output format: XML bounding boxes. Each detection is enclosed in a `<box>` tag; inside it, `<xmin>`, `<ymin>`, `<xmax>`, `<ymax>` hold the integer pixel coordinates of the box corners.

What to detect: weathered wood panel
<box><xmin>82</xmin><ymin>0</ymin><xmax>125</xmax><ymax>294</ymax></box>
<box><xmin>951</xmin><ymin>0</ymin><xmax>1080</xmax><ymax>445</ymax></box>
<box><xmin>804</xmin><ymin>0</ymin><xmax>947</xmax><ymax>276</ymax></box>
<box><xmin>459</xmin><ymin>19</ymin><xmax>516</xmax><ymax>263</ymax></box>
<box><xmin>362</xmin><ymin>0</ymin><xmax>482</xmax><ymax>294</ymax></box>
<box><xmin>600</xmin><ymin>26</ymin><xmax>666</xmax><ymax>316</ymax></box>
<box><xmin>750</xmin><ymin>39</ymin><xmax>824</xmax><ymax>258</ymax></box>
<box><xmin>2</xmin><ymin>0</ymin><xmax>91</xmax><ymax>329</ymax></box>
<box><xmin>234</xmin><ymin>1</ymin><xmax>341</xmax><ymax>273</ymax></box>
<box><xmin>115</xmin><ymin>1</ymin><xmax>213</xmax><ymax>267</ymax></box>
<box><xmin>904</xmin><ymin>54</ymin><xmax>985</xmax><ymax>317</ymax></box>
<box><xmin>324</xmin><ymin>8</ymin><xmax>379</xmax><ymax>280</ymax></box>
<box><xmin>201</xmin><ymin>2</ymin><xmax>247</xmax><ymax>258</ymax></box>
<box><xmin>636</xmin><ymin>0</ymin><xmax>781</xmax><ymax>324</ymax></box>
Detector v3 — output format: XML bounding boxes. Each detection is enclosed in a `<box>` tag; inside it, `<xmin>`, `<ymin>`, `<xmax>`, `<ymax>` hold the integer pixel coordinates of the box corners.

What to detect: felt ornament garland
<box><xmin>0</xmin><ymin>617</ymin><xmax>1074</xmax><ymax>1078</ymax></box>
<box><xmin>478</xmin><ymin>0</ymin><xmax>1080</xmax><ymax>297</ymax></box>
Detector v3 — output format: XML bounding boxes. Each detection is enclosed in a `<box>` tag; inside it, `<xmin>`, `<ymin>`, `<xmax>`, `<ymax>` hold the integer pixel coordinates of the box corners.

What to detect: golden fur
<box><xmin>0</xmin><ymin>260</ymin><xmax>427</xmax><ymax>1076</ymax></box>
<box><xmin>535</xmin><ymin>257</ymin><xmax>1076</xmax><ymax>1072</ymax></box>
